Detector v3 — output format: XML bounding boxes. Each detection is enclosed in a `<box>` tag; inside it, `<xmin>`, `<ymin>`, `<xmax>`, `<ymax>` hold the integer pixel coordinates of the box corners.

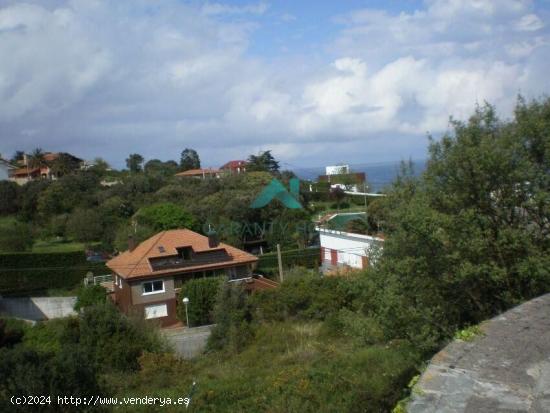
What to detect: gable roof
<box><xmin>220</xmin><ymin>160</ymin><xmax>247</xmax><ymax>169</ymax></box>
<box><xmin>175</xmin><ymin>168</ymin><xmax>220</xmax><ymax>177</ymax></box>
<box><xmin>107</xmin><ymin>229</ymin><xmax>258</xmax><ymax>280</ymax></box>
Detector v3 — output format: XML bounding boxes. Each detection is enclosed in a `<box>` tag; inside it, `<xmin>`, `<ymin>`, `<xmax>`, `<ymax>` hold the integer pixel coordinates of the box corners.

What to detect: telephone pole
<box><xmin>276</xmin><ymin>244</ymin><xmax>284</xmax><ymax>282</ymax></box>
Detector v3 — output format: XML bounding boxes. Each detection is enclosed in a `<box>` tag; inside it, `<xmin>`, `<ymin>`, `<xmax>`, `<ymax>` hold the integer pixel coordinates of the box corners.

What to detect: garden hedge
<box><xmin>0</xmin><ymin>251</ymin><xmax>108</xmax><ymax>296</ymax></box>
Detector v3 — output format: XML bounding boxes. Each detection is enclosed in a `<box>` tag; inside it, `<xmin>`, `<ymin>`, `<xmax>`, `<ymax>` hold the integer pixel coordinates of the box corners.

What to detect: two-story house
<box><xmin>106</xmin><ymin>229</ymin><xmax>258</xmax><ymax>326</ymax></box>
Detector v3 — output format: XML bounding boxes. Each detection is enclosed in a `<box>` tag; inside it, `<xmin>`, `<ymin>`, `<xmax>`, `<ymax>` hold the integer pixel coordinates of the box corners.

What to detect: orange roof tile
<box><xmin>175</xmin><ymin>168</ymin><xmax>220</xmax><ymax>177</ymax></box>
<box><xmin>106</xmin><ymin>229</ymin><xmax>258</xmax><ymax>280</ymax></box>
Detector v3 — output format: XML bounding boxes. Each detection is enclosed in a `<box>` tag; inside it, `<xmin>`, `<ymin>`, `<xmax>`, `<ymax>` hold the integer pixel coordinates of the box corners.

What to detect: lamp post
<box><xmin>182</xmin><ymin>297</ymin><xmax>190</xmax><ymax>328</ymax></box>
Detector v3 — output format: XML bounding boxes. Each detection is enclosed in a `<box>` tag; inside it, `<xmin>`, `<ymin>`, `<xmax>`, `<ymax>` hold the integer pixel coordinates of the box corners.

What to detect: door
<box><xmin>330</xmin><ymin>249</ymin><xmax>338</xmax><ymax>265</ymax></box>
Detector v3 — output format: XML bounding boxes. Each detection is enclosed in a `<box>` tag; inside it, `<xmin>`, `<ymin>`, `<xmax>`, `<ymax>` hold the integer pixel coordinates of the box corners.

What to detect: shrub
<box><xmin>0</xmin><ymin>221</ymin><xmax>33</xmax><ymax>252</ymax></box>
<box><xmin>250</xmin><ymin>274</ymin><xmax>367</xmax><ymax>322</ymax></box>
<box><xmin>177</xmin><ymin>277</ymin><xmax>223</xmax><ymax>326</ymax></box>
<box><xmin>208</xmin><ymin>282</ymin><xmax>254</xmax><ymax>353</ymax></box>
<box><xmin>74</xmin><ymin>284</ymin><xmax>107</xmax><ymax>311</ymax></box>
<box><xmin>68</xmin><ymin>302</ymin><xmax>164</xmax><ymax>372</ymax></box>
<box><xmin>135</xmin><ymin>202</ymin><xmax>197</xmax><ymax>231</ymax></box>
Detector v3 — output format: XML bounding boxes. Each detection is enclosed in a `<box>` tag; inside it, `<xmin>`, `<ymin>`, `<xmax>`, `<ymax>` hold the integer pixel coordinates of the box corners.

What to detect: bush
<box><xmin>66</xmin><ymin>208</ymin><xmax>104</xmax><ymax>243</ymax></box>
<box><xmin>135</xmin><ymin>202</ymin><xmax>197</xmax><ymax>231</ymax></box>
<box><xmin>69</xmin><ymin>302</ymin><xmax>164</xmax><ymax>372</ymax></box>
<box><xmin>177</xmin><ymin>277</ymin><xmax>223</xmax><ymax>326</ymax></box>
<box><xmin>74</xmin><ymin>285</ymin><xmax>107</xmax><ymax>311</ymax></box>
<box><xmin>0</xmin><ymin>221</ymin><xmax>33</xmax><ymax>252</ymax></box>
<box><xmin>208</xmin><ymin>282</ymin><xmax>255</xmax><ymax>353</ymax></box>
<box><xmin>250</xmin><ymin>274</ymin><xmax>367</xmax><ymax>322</ymax></box>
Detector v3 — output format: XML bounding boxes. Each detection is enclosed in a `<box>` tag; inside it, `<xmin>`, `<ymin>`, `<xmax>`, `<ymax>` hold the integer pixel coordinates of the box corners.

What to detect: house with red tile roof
<box><xmin>9</xmin><ymin>152</ymin><xmax>83</xmax><ymax>185</ymax></box>
<box><xmin>174</xmin><ymin>168</ymin><xmax>221</xmax><ymax>179</ymax></box>
<box><xmin>220</xmin><ymin>160</ymin><xmax>247</xmax><ymax>174</ymax></box>
<box><xmin>106</xmin><ymin>229</ymin><xmax>258</xmax><ymax>327</ymax></box>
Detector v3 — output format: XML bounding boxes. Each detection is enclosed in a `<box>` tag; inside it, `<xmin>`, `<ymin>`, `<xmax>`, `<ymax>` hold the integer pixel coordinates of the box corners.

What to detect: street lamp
<box><xmin>182</xmin><ymin>297</ymin><xmax>190</xmax><ymax>327</ymax></box>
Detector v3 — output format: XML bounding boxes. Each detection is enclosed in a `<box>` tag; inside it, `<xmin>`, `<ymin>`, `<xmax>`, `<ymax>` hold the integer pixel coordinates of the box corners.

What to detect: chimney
<box><xmin>128</xmin><ymin>235</ymin><xmax>137</xmax><ymax>252</ymax></box>
<box><xmin>207</xmin><ymin>229</ymin><xmax>219</xmax><ymax>248</ymax></box>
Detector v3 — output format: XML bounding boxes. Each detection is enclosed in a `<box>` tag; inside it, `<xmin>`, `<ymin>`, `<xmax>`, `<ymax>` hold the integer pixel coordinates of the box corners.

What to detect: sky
<box><xmin>0</xmin><ymin>0</ymin><xmax>549</xmax><ymax>169</ymax></box>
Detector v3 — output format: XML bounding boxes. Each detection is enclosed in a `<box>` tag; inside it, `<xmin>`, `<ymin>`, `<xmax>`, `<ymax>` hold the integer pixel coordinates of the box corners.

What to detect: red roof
<box><xmin>175</xmin><ymin>168</ymin><xmax>220</xmax><ymax>177</ymax></box>
<box><xmin>106</xmin><ymin>229</ymin><xmax>258</xmax><ymax>280</ymax></box>
<box><xmin>220</xmin><ymin>160</ymin><xmax>247</xmax><ymax>170</ymax></box>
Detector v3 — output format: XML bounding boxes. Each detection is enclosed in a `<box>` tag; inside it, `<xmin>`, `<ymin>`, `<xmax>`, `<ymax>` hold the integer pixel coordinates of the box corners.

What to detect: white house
<box><xmin>316</xmin><ymin>213</ymin><xmax>383</xmax><ymax>273</ymax></box>
<box><xmin>0</xmin><ymin>158</ymin><xmax>15</xmax><ymax>181</ymax></box>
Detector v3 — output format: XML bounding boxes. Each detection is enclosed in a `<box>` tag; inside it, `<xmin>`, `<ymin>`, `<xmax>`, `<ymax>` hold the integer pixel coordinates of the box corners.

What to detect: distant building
<box><xmin>318</xmin><ymin>164</ymin><xmax>366</xmax><ymax>193</ymax></box>
<box><xmin>8</xmin><ymin>152</ymin><xmax>83</xmax><ymax>185</ymax></box>
<box><xmin>316</xmin><ymin>213</ymin><xmax>383</xmax><ymax>274</ymax></box>
<box><xmin>0</xmin><ymin>158</ymin><xmax>16</xmax><ymax>181</ymax></box>
<box><xmin>107</xmin><ymin>229</ymin><xmax>258</xmax><ymax>327</ymax></box>
<box><xmin>220</xmin><ymin>160</ymin><xmax>247</xmax><ymax>174</ymax></box>
<box><xmin>175</xmin><ymin>168</ymin><xmax>221</xmax><ymax>179</ymax></box>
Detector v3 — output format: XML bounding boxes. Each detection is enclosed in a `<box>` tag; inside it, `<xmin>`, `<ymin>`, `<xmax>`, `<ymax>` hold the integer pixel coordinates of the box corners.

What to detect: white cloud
<box><xmin>201</xmin><ymin>1</ymin><xmax>269</xmax><ymax>16</ymax></box>
<box><xmin>0</xmin><ymin>0</ymin><xmax>549</xmax><ymax>167</ymax></box>
<box><xmin>515</xmin><ymin>13</ymin><xmax>544</xmax><ymax>31</ymax></box>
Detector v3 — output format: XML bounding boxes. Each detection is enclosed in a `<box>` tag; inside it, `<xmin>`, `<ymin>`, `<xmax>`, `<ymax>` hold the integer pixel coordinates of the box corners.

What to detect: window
<box><xmin>178</xmin><ymin>247</ymin><xmax>192</xmax><ymax>260</ymax></box>
<box><xmin>142</xmin><ymin>280</ymin><xmax>164</xmax><ymax>295</ymax></box>
<box><xmin>144</xmin><ymin>303</ymin><xmax>168</xmax><ymax>319</ymax></box>
<box><xmin>118</xmin><ymin>276</ymin><xmax>122</xmax><ymax>288</ymax></box>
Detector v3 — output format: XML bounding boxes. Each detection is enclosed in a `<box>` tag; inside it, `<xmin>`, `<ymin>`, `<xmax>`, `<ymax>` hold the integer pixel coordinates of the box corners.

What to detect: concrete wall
<box><xmin>0</xmin><ymin>297</ymin><xmax>76</xmax><ymax>321</ymax></box>
<box><xmin>163</xmin><ymin>325</ymin><xmax>213</xmax><ymax>359</ymax></box>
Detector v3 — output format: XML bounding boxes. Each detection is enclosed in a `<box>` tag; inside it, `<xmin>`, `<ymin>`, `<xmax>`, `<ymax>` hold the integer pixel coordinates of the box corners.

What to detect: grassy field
<box><xmin>112</xmin><ymin>322</ymin><xmax>420</xmax><ymax>413</ymax></box>
<box><xmin>31</xmin><ymin>239</ymin><xmax>87</xmax><ymax>253</ymax></box>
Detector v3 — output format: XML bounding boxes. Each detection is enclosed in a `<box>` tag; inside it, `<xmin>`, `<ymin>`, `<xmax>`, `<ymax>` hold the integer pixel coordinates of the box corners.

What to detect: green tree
<box><xmin>126</xmin><ymin>153</ymin><xmax>144</xmax><ymax>173</ymax></box>
<box><xmin>144</xmin><ymin>159</ymin><xmax>179</xmax><ymax>177</ymax></box>
<box><xmin>208</xmin><ymin>282</ymin><xmax>254</xmax><ymax>353</ymax></box>
<box><xmin>370</xmin><ymin>99</ymin><xmax>550</xmax><ymax>349</ymax></box>
<box><xmin>135</xmin><ymin>202</ymin><xmax>197</xmax><ymax>231</ymax></box>
<box><xmin>0</xmin><ymin>222</ymin><xmax>33</xmax><ymax>252</ymax></box>
<box><xmin>66</xmin><ymin>208</ymin><xmax>104</xmax><ymax>243</ymax></box>
<box><xmin>28</xmin><ymin>148</ymin><xmax>47</xmax><ymax>170</ymax></box>
<box><xmin>177</xmin><ymin>277</ymin><xmax>224</xmax><ymax>326</ymax></box>
<box><xmin>0</xmin><ymin>181</ymin><xmax>18</xmax><ymax>215</ymax></box>
<box><xmin>246</xmin><ymin>150</ymin><xmax>280</xmax><ymax>173</ymax></box>
<box><xmin>179</xmin><ymin>148</ymin><xmax>201</xmax><ymax>171</ymax></box>
<box><xmin>49</xmin><ymin>153</ymin><xmax>81</xmax><ymax>177</ymax></box>
<box><xmin>10</xmin><ymin>150</ymin><xmax>24</xmax><ymax>164</ymax></box>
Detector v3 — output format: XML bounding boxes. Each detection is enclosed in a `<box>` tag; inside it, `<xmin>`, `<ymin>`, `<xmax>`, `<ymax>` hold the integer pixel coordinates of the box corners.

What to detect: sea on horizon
<box><xmin>289</xmin><ymin>159</ymin><xmax>427</xmax><ymax>192</ymax></box>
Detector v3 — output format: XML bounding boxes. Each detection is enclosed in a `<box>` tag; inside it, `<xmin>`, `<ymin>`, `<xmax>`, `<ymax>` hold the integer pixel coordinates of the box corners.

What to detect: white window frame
<box><xmin>142</xmin><ymin>279</ymin><xmax>165</xmax><ymax>296</ymax></box>
<box><xmin>144</xmin><ymin>303</ymin><xmax>168</xmax><ymax>319</ymax></box>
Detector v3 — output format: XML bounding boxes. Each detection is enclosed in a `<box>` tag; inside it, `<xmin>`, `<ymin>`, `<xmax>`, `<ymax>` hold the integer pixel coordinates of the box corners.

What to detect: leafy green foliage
<box><xmin>246</xmin><ymin>150</ymin><xmax>279</xmax><ymax>173</ymax></box>
<box><xmin>0</xmin><ymin>221</ymin><xmax>33</xmax><ymax>252</ymax></box>
<box><xmin>180</xmin><ymin>148</ymin><xmax>201</xmax><ymax>171</ymax></box>
<box><xmin>135</xmin><ymin>202</ymin><xmax>197</xmax><ymax>231</ymax></box>
<box><xmin>177</xmin><ymin>277</ymin><xmax>223</xmax><ymax>326</ymax></box>
<box><xmin>66</xmin><ymin>208</ymin><xmax>105</xmax><ymax>243</ymax></box>
<box><xmin>0</xmin><ymin>181</ymin><xmax>18</xmax><ymax>215</ymax></box>
<box><xmin>67</xmin><ymin>302</ymin><xmax>164</xmax><ymax>372</ymax></box>
<box><xmin>366</xmin><ymin>99</ymin><xmax>550</xmax><ymax>350</ymax></box>
<box><xmin>74</xmin><ymin>285</ymin><xmax>107</xmax><ymax>311</ymax></box>
<box><xmin>208</xmin><ymin>282</ymin><xmax>254</xmax><ymax>353</ymax></box>
<box><xmin>126</xmin><ymin>153</ymin><xmax>144</xmax><ymax>173</ymax></box>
